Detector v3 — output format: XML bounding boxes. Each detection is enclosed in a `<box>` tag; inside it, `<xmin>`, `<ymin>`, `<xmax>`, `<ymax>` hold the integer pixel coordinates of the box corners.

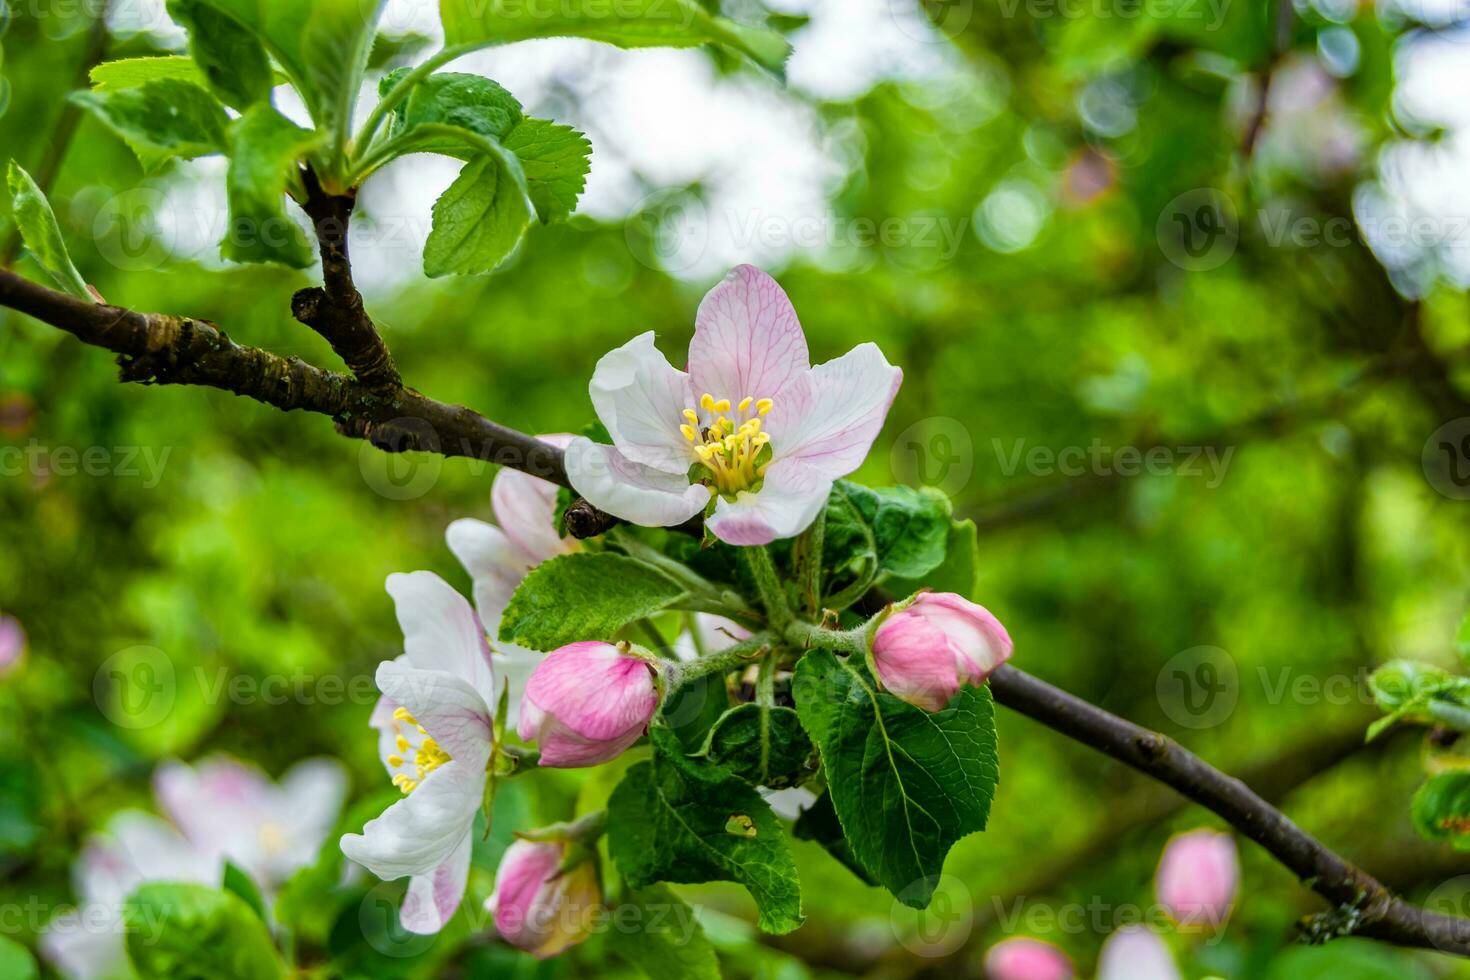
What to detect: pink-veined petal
<box><xmin>522</xmin><ymin>643</ymin><xmax>658</xmax><ymax>742</ymax></box>
<box><xmin>704</xmin><ymin>458</ymin><xmax>832</xmax><ymax>546</ymax></box>
<box><xmin>399</xmin><ymin>828</ymin><xmax>473</xmax><ymax>934</ymax></box>
<box><xmin>688</xmin><ymin>265</ymin><xmax>810</xmax><ymax>404</ymax></box>
<box><xmin>385</xmin><ymin>571</ymin><xmax>497</xmax><ymax>714</ymax></box>
<box><xmin>564</xmin><ymin>438</ymin><xmax>710</xmax><ymax>528</ymax></box>
<box><xmin>445</xmin><ymin>518</ymin><xmax>526</xmax><ymax>626</ymax></box>
<box><xmin>374</xmin><ymin>661</ymin><xmax>494</xmax><ymax>766</ymax></box>
<box><xmin>589</xmin><ymin>332</ymin><xmax>693</xmax><ymax>472</ymax></box>
<box><xmin>340</xmin><ymin>759</ymin><xmax>484</xmax><ymax>880</ymax></box>
<box><xmin>492</xmin><ymin>433</ymin><xmax>576</xmax><ymax>562</ymax></box>
<box><xmin>766</xmin><ymin>343</ymin><xmax>902</xmax><ymax>478</ymax></box>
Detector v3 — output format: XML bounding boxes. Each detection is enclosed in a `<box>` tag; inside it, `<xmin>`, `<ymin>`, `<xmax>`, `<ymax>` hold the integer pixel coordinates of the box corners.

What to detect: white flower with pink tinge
<box><xmin>565</xmin><ymin>264</ymin><xmax>903</xmax><ymax>546</ymax></box>
<box><xmin>1155</xmin><ymin>828</ymin><xmax>1239</xmax><ymax>929</ymax></box>
<box><xmin>446</xmin><ymin>433</ymin><xmax>579</xmax><ymax>730</ymax></box>
<box><xmin>341</xmin><ymin>571</ymin><xmax>500</xmax><ymax>935</ymax></box>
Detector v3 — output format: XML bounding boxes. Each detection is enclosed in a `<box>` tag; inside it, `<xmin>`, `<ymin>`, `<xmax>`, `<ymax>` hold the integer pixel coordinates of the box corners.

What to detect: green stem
<box><xmin>669</xmin><ymin>632</ymin><xmax>772</xmax><ymax>687</ymax></box>
<box><xmin>794</xmin><ymin>510</ymin><xmax>826</xmax><ymax>616</ymax></box>
<box><xmin>1429</xmin><ymin>700</ymin><xmax>1470</xmax><ymax>733</ymax></box>
<box><xmin>743</xmin><ymin>546</ymin><xmax>793</xmax><ymax>630</ymax></box>
<box><xmin>352</xmin><ymin>44</ymin><xmax>474</xmax><ymax>161</ymax></box>
<box><xmin>785</xmin><ymin>620</ymin><xmax>868</xmax><ymax>657</ymax></box>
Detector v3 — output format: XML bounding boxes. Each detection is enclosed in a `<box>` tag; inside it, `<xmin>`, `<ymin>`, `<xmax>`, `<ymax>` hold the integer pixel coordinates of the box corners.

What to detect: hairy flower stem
<box><xmin>743</xmin><ymin>546</ymin><xmax>793</xmax><ymax>630</ymax></box>
<box><xmin>793</xmin><ymin>512</ymin><xmax>825</xmax><ymax>616</ymax></box>
<box><xmin>667</xmin><ymin>633</ymin><xmax>772</xmax><ymax>692</ymax></box>
<box><xmin>785</xmin><ymin>620</ymin><xmax>868</xmax><ymax>657</ymax></box>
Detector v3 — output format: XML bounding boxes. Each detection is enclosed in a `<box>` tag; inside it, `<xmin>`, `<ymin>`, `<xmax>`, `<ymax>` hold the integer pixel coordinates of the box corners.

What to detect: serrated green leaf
<box><xmin>424</xmin><ymin>145</ymin><xmax>535</xmax><ymax>276</ymax></box>
<box><xmin>887</xmin><ymin>517</ymin><xmax>979</xmax><ymax>599</ymax></box>
<box><xmin>167</xmin><ymin>0</ymin><xmax>274</xmax><ymax>110</ymax></box>
<box><xmin>605</xmin><ymin>884</ymin><xmax>720</xmax><ymax>980</ymax></box>
<box><xmin>700</xmin><ymin>703</ymin><xmax>813</xmax><ymax>789</ymax></box>
<box><xmin>823</xmin><ymin>482</ymin><xmax>952</xmax><ymax>601</ymax></box>
<box><xmin>70</xmin><ymin>79</ymin><xmax>229</xmax><ymax>171</ymax></box>
<box><xmin>503</xmin><ymin>118</ymin><xmax>591</xmax><ymax>223</ymax></box>
<box><xmin>383</xmin><ymin>71</ymin><xmax>524</xmax><ymax>148</ymax></box>
<box><xmin>6</xmin><ymin>161</ymin><xmax>90</xmax><ymax>301</ymax></box>
<box><xmin>499</xmin><ymin>553</ymin><xmax>685</xmax><ymax>650</ymax></box>
<box><xmin>125</xmin><ymin>883</ymin><xmax>284</xmax><ymax>980</ymax></box>
<box><xmin>0</xmin><ymin>935</ymin><xmax>37</xmax><ymax>980</ymax></box>
<box><xmin>793</xmin><ymin>648</ymin><xmax>998</xmax><ymax>907</ymax></box>
<box><xmin>440</xmin><ymin>0</ymin><xmax>791</xmax><ymax>75</ymax></box>
<box><xmin>90</xmin><ymin>56</ymin><xmax>208</xmax><ymax>91</ymax></box>
<box><xmin>791</xmin><ymin>790</ymin><xmax>878</xmax><ymax>887</ymax></box>
<box><xmin>607</xmin><ymin>727</ymin><xmax>803</xmax><ymax>934</ymax></box>
<box><xmin>222</xmin><ymin>105</ymin><xmax>318</xmax><ymax>268</ymax></box>
<box><xmin>1412</xmin><ymin>772</ymin><xmax>1470</xmax><ymax>850</ymax></box>
<box><xmin>222</xmin><ymin>861</ymin><xmax>269</xmax><ymax>923</ymax></box>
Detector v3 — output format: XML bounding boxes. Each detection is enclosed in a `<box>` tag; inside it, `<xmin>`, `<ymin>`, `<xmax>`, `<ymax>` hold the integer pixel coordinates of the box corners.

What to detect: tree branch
<box><xmin>988</xmin><ymin>664</ymin><xmax>1470</xmax><ymax>955</ymax></box>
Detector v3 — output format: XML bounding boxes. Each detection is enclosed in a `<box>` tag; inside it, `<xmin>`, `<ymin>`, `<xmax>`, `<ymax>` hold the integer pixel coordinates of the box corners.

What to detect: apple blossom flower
<box><xmin>488</xmin><ymin>838</ymin><xmax>602</xmax><ymax>959</ymax></box>
<box><xmin>41</xmin><ymin>812</ymin><xmax>219</xmax><ymax>980</ymax></box>
<box><xmin>447</xmin><ymin>433</ymin><xmax>578</xmax><ymax>730</ymax></box>
<box><xmin>984</xmin><ymin>937</ymin><xmax>1074</xmax><ymax>980</ymax></box>
<box><xmin>341</xmin><ymin>571</ymin><xmax>500</xmax><ymax>934</ymax></box>
<box><xmin>1095</xmin><ymin>927</ymin><xmax>1180</xmax><ymax>980</ymax></box>
<box><xmin>565</xmin><ymin>264</ymin><xmax>902</xmax><ymax>546</ymax></box>
<box><xmin>869</xmin><ymin>592</ymin><xmax>1013</xmax><ymax>712</ymax></box>
<box><xmin>1155</xmin><ymin>829</ymin><xmax>1239</xmax><ymax>929</ymax></box>
<box><xmin>153</xmin><ymin>755</ymin><xmax>346</xmax><ymax>893</ymax></box>
<box><xmin>518</xmin><ymin>642</ymin><xmax>660</xmax><ymax>767</ymax></box>
<box><xmin>0</xmin><ymin>614</ymin><xmax>24</xmax><ymax>676</ymax></box>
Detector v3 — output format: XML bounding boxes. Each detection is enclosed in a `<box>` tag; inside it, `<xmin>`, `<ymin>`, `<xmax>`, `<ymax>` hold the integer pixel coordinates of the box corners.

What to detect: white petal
<box><xmin>766</xmin><ymin>343</ymin><xmax>902</xmax><ymax>479</ymax></box>
<box><xmin>280</xmin><ymin>758</ymin><xmax>349</xmax><ymax>848</ymax></box>
<box><xmin>1097</xmin><ymin>927</ymin><xmax>1180</xmax><ymax>980</ymax></box>
<box><xmin>705</xmin><ymin>458</ymin><xmax>832</xmax><ymax>546</ymax></box>
<box><xmin>340</xmin><ymin>759</ymin><xmax>484</xmax><ymax>880</ymax></box>
<box><xmin>399</xmin><ymin>829</ymin><xmax>473</xmax><ymax>934</ymax></box>
<box><xmin>375</xmin><ymin>661</ymin><xmax>494</xmax><ymax>765</ymax></box>
<box><xmin>493</xmin><ymin>642</ymin><xmax>542</xmax><ymax>730</ymax></box>
<box><xmin>589</xmin><ymin>332</ymin><xmax>694</xmax><ymax>472</ymax></box>
<box><xmin>78</xmin><ymin>811</ymin><xmax>218</xmax><ymax>906</ymax></box>
<box><xmin>41</xmin><ymin>910</ymin><xmax>126</xmax><ymax>980</ymax></box>
<box><xmin>445</xmin><ymin>518</ymin><xmax>526</xmax><ymax>627</ymax></box>
<box><xmin>491</xmin><ymin>436</ymin><xmax>575</xmax><ymax>563</ymax></box>
<box><xmin>689</xmin><ymin>265</ymin><xmax>810</xmax><ymax>403</ymax></box>
<box><xmin>385</xmin><ymin>571</ymin><xmax>497</xmax><ymax>713</ymax></box>
<box><xmin>762</xmin><ymin>786</ymin><xmax>818</xmax><ymax>822</ymax></box>
<box><xmin>564</xmin><ymin>438</ymin><xmax>710</xmax><ymax>528</ymax></box>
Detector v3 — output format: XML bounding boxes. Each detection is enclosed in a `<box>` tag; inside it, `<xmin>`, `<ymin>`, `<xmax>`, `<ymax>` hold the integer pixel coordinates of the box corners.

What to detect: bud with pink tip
<box><xmin>869</xmin><ymin>593</ymin><xmax>1013</xmax><ymax>712</ymax></box>
<box><xmin>488</xmin><ymin>838</ymin><xmax>602</xmax><ymax>959</ymax></box>
<box><xmin>518</xmin><ymin>642</ymin><xmax>660</xmax><ymax>767</ymax></box>
<box><xmin>984</xmin><ymin>937</ymin><xmax>1073</xmax><ymax>980</ymax></box>
<box><xmin>1155</xmin><ymin>829</ymin><xmax>1239</xmax><ymax>929</ymax></box>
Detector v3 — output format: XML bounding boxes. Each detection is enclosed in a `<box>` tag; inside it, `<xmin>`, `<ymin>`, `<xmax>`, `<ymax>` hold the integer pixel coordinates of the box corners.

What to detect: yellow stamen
<box><xmin>682</xmin><ymin>408</ymin><xmax>699</xmax><ymax>424</ymax></box>
<box><xmin>756</xmin><ymin>398</ymin><xmax>773</xmax><ymax>416</ymax></box>
<box><xmin>738</xmin><ymin>396</ymin><xmax>753</xmax><ymax>413</ymax></box>
<box><xmin>714</xmin><ymin>398</ymin><xmax>731</xmax><ymax>413</ymax></box>
<box><xmin>678</xmin><ymin>393</ymin><xmax>775</xmax><ymax>496</ymax></box>
<box><xmin>387</xmin><ymin>754</ymin><xmax>404</xmax><ymax>768</ymax></box>
<box><xmin>700</xmin><ymin>393</ymin><xmax>716</xmax><ymax>411</ymax></box>
<box><xmin>680</xmin><ymin>424</ymin><xmax>698</xmax><ymax>442</ymax></box>
<box><xmin>392</xmin><ymin>707</ymin><xmax>417</xmax><ymax>726</ymax></box>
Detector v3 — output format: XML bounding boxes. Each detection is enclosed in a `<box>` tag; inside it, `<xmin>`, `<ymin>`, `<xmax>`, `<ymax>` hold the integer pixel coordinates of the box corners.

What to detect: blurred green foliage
<box><xmin>1</xmin><ymin>0</ymin><xmax>1469</xmax><ymax>977</ymax></box>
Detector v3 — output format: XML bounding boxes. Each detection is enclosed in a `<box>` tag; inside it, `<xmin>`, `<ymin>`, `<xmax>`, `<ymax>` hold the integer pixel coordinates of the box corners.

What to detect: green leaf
<box><xmin>606</xmin><ymin>885</ymin><xmax>720</xmax><ymax>980</ymax></box>
<box><xmin>70</xmin><ymin>79</ymin><xmax>229</xmax><ymax>171</ymax></box>
<box><xmin>167</xmin><ymin>0</ymin><xmax>274</xmax><ymax>110</ymax></box>
<box><xmin>125</xmin><ymin>883</ymin><xmax>285</xmax><ymax>980</ymax></box>
<box><xmin>1456</xmin><ymin>609</ymin><xmax>1470</xmax><ymax>671</ymax></box>
<box><xmin>791</xmin><ymin>791</ymin><xmax>878</xmax><ymax>887</ymax></box>
<box><xmin>222</xmin><ymin>105</ymin><xmax>319</xmax><ymax>268</ymax></box>
<box><xmin>887</xmin><ymin>518</ymin><xmax>980</xmax><ymax>599</ymax></box>
<box><xmin>0</xmin><ymin>935</ymin><xmax>37</xmax><ymax>980</ymax></box>
<box><xmin>793</xmin><ymin>648</ymin><xmax>999</xmax><ymax>907</ymax></box>
<box><xmin>503</xmin><ymin>118</ymin><xmax>592</xmax><ymax>223</ymax></box>
<box><xmin>6</xmin><ymin>162</ymin><xmax>90</xmax><ymax>301</ymax></box>
<box><xmin>663</xmin><ymin>672</ymin><xmax>733</xmax><ymax>753</ymax></box>
<box><xmin>607</xmin><ymin>727</ymin><xmax>803</xmax><ymax>934</ymax></box>
<box><xmin>440</xmin><ymin>0</ymin><xmax>792</xmax><ymax>76</ymax></box>
<box><xmin>184</xmin><ymin>0</ymin><xmax>384</xmax><ymax>153</ymax></box>
<box><xmin>700</xmin><ymin>703</ymin><xmax>814</xmax><ymax>789</ymax></box>
<box><xmin>1412</xmin><ymin>773</ymin><xmax>1470</xmax><ymax>850</ymax></box>
<box><xmin>222</xmin><ymin>861</ymin><xmax>269</xmax><ymax>923</ymax></box>
<box><xmin>90</xmin><ymin>56</ymin><xmax>208</xmax><ymax>91</ymax></box>
<box><xmin>823</xmin><ymin>482</ymin><xmax>952</xmax><ymax>600</ymax></box>
<box><xmin>381</xmin><ymin>70</ymin><xmax>524</xmax><ymax>147</ymax></box>
<box><xmin>500</xmin><ymin>553</ymin><xmax>685</xmax><ymax>650</ymax></box>
<box><xmin>424</xmin><ymin>145</ymin><xmax>535</xmax><ymax>276</ymax></box>
<box><xmin>1369</xmin><ymin>659</ymin><xmax>1455</xmax><ymax>711</ymax></box>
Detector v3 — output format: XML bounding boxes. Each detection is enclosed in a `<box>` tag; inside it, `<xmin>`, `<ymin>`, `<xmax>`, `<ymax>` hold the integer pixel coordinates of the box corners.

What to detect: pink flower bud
<box><xmin>488</xmin><ymin>839</ymin><xmax>602</xmax><ymax>959</ymax></box>
<box><xmin>518</xmin><ymin>642</ymin><xmax>659</xmax><ymax>767</ymax></box>
<box><xmin>1155</xmin><ymin>829</ymin><xmax>1239</xmax><ymax>929</ymax></box>
<box><xmin>0</xmin><ymin>615</ymin><xmax>24</xmax><ymax>676</ymax></box>
<box><xmin>985</xmin><ymin>937</ymin><xmax>1074</xmax><ymax>980</ymax></box>
<box><xmin>870</xmin><ymin>593</ymin><xmax>1013</xmax><ymax>712</ymax></box>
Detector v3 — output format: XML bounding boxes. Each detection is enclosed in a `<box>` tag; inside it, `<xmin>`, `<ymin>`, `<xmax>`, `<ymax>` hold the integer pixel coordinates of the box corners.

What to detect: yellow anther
<box><xmin>738</xmin><ymin>396</ymin><xmax>753</xmax><ymax>413</ymax></box>
<box><xmin>756</xmin><ymin>398</ymin><xmax>773</xmax><ymax>416</ymax></box>
<box><xmin>683</xmin><ymin>408</ymin><xmax>699</xmax><ymax>424</ymax></box>
<box><xmin>700</xmin><ymin>393</ymin><xmax>716</xmax><ymax>411</ymax></box>
<box><xmin>678</xmin><ymin>395</ymin><xmax>776</xmax><ymax>497</ymax></box>
<box><xmin>680</xmin><ymin>424</ymin><xmax>698</xmax><ymax>442</ymax></box>
<box><xmin>392</xmin><ymin>707</ymin><xmax>417</xmax><ymax>725</ymax></box>
<box><xmin>714</xmin><ymin>398</ymin><xmax>731</xmax><ymax>413</ymax></box>
<box><xmin>395</xmin><ymin>735</ymin><xmax>409</xmax><ymax>752</ymax></box>
<box><xmin>387</xmin><ymin>754</ymin><xmax>404</xmax><ymax>768</ymax></box>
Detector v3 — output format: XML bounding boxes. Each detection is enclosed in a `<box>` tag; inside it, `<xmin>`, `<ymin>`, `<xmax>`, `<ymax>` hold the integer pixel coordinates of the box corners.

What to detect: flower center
<box><xmin>680</xmin><ymin>392</ymin><xmax>774</xmax><ymax>496</ymax></box>
<box><xmin>386</xmin><ymin>706</ymin><xmax>451</xmax><ymax>794</ymax></box>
